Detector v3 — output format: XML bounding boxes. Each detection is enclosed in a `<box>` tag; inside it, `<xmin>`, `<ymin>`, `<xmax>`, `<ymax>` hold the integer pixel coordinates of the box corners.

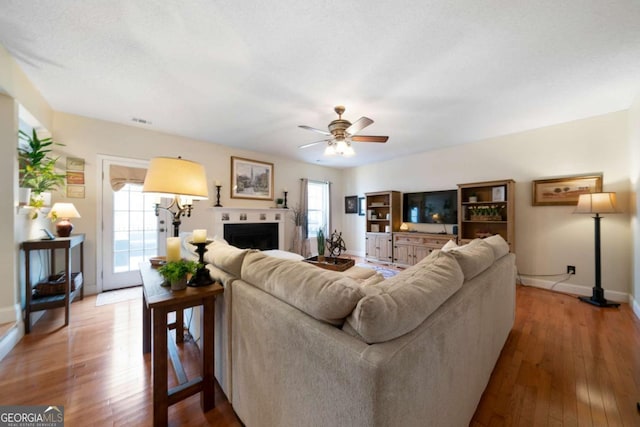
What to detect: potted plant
<box><xmin>276</xmin><ymin>198</ymin><xmax>284</xmax><ymax>208</ymax></box>
<box><xmin>18</xmin><ymin>129</ymin><xmax>66</xmax><ymax>215</ymax></box>
<box><xmin>317</xmin><ymin>229</ymin><xmax>326</xmax><ymax>262</ymax></box>
<box><xmin>157</xmin><ymin>259</ymin><xmax>198</xmax><ymax>290</ymax></box>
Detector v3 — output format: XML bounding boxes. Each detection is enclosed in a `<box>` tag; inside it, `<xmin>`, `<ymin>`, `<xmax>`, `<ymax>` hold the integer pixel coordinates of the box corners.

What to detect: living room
<box><xmin>1</xmin><ymin>2</ymin><xmax>640</xmax><ymax>426</ymax></box>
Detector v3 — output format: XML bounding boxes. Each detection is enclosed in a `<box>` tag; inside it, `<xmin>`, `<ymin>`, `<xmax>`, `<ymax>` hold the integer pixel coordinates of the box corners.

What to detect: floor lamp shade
<box><xmin>142</xmin><ymin>157</ymin><xmax>209</xmax><ymax>200</ymax></box>
<box><xmin>573</xmin><ymin>192</ymin><xmax>619</xmax><ymax>308</ymax></box>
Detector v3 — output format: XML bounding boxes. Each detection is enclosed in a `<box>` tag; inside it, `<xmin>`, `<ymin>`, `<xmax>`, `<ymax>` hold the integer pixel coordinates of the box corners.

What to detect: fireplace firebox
<box><xmin>224</xmin><ymin>223</ymin><xmax>279</xmax><ymax>250</ymax></box>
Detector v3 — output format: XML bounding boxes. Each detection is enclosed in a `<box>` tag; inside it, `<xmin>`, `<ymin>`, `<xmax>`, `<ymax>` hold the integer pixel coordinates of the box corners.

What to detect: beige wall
<box><xmin>343</xmin><ymin>111</ymin><xmax>632</xmax><ymax>299</ymax></box>
<box><xmin>0</xmin><ymin>43</ymin><xmax>54</xmax><ymax>329</ymax></box>
<box><xmin>52</xmin><ymin>112</ymin><xmax>344</xmax><ymax>293</ymax></box>
<box><xmin>629</xmin><ymin>93</ymin><xmax>640</xmax><ymax>314</ymax></box>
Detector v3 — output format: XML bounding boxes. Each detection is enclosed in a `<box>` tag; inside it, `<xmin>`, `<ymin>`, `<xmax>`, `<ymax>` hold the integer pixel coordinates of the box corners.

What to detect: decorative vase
<box><xmin>18</xmin><ymin>187</ymin><xmax>31</xmax><ymax>206</ymax></box>
<box><xmin>469</xmin><ymin>196</ymin><xmax>478</xmax><ymax>203</ymax></box>
<box><xmin>291</xmin><ymin>225</ymin><xmax>303</xmax><ymax>255</ymax></box>
<box><xmin>170</xmin><ymin>277</ymin><xmax>188</xmax><ymax>291</ymax></box>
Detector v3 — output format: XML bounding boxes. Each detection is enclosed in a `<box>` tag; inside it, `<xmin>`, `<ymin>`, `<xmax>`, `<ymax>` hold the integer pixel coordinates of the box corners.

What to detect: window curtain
<box><xmin>326</xmin><ymin>181</ymin><xmax>332</xmax><ymax>234</ymax></box>
<box><xmin>290</xmin><ymin>178</ymin><xmax>311</xmax><ymax>257</ymax></box>
<box><xmin>109</xmin><ymin>165</ymin><xmax>147</xmax><ymax>191</ymax></box>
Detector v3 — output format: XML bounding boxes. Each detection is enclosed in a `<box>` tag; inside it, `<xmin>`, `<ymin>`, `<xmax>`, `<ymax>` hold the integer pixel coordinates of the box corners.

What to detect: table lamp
<box><xmin>48</xmin><ymin>203</ymin><xmax>81</xmax><ymax>237</ymax></box>
<box><xmin>142</xmin><ymin>156</ymin><xmax>209</xmax><ymax>236</ymax></box>
<box><xmin>573</xmin><ymin>192</ymin><xmax>620</xmax><ymax>308</ymax></box>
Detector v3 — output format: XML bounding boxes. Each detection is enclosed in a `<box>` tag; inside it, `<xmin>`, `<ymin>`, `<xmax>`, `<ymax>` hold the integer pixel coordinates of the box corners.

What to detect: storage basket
<box><xmin>33</xmin><ymin>272</ymin><xmax>82</xmax><ymax>297</ymax></box>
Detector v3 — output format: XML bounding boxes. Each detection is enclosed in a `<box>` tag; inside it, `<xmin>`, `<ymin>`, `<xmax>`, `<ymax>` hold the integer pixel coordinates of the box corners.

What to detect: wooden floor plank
<box><xmin>1</xmin><ymin>283</ymin><xmax>639</xmax><ymax>426</ymax></box>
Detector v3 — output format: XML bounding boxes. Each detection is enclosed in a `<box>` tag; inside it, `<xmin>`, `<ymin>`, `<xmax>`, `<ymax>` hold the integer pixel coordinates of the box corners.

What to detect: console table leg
<box><xmin>153</xmin><ymin>308</ymin><xmax>169</xmax><ymax>426</ymax></box>
<box><xmin>201</xmin><ymin>297</ymin><xmax>215</xmax><ymax>411</ymax></box>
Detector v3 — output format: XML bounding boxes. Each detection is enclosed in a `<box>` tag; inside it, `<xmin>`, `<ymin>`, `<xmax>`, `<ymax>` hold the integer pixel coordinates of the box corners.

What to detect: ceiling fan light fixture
<box><xmin>324</xmin><ymin>143</ymin><xmax>337</xmax><ymax>156</ymax></box>
<box><xmin>343</xmin><ymin>143</ymin><xmax>355</xmax><ymax>157</ymax></box>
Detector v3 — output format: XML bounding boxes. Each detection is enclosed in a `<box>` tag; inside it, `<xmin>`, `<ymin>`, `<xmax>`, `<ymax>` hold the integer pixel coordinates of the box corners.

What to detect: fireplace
<box><xmin>212</xmin><ymin>207</ymin><xmax>287</xmax><ymax>250</ymax></box>
<box><xmin>224</xmin><ymin>223</ymin><xmax>279</xmax><ymax>250</ymax></box>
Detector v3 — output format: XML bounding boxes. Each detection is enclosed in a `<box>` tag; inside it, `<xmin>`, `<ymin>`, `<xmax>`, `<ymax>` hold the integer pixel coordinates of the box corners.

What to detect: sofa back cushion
<box><xmin>203</xmin><ymin>241</ymin><xmax>249</xmax><ymax>278</ymax></box>
<box><xmin>346</xmin><ymin>250</ymin><xmax>464</xmax><ymax>343</ymax></box>
<box><xmin>241</xmin><ymin>251</ymin><xmax>364</xmax><ymax>325</ymax></box>
<box><xmin>445</xmin><ymin>239</ymin><xmax>495</xmax><ymax>280</ymax></box>
<box><xmin>483</xmin><ymin>234</ymin><xmax>510</xmax><ymax>259</ymax></box>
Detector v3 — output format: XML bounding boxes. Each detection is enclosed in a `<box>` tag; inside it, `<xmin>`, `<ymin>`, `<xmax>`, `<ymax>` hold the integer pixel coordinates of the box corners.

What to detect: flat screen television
<box><xmin>402</xmin><ymin>190</ymin><xmax>458</xmax><ymax>224</ymax></box>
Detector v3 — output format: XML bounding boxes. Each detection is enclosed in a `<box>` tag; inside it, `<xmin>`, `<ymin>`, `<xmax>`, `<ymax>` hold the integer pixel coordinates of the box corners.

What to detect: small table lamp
<box><xmin>142</xmin><ymin>156</ymin><xmax>209</xmax><ymax>237</ymax></box>
<box><xmin>573</xmin><ymin>192</ymin><xmax>620</xmax><ymax>308</ymax></box>
<box><xmin>48</xmin><ymin>203</ymin><xmax>81</xmax><ymax>237</ymax></box>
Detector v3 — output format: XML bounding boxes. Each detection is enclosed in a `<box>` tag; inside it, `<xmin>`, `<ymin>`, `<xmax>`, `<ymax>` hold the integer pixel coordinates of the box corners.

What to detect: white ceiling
<box><xmin>1</xmin><ymin>1</ymin><xmax>639</xmax><ymax>168</ymax></box>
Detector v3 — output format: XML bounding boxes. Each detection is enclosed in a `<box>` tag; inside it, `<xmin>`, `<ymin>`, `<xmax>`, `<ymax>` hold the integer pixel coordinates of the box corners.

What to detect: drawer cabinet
<box><xmin>365</xmin><ymin>232</ymin><xmax>393</xmax><ymax>264</ymax></box>
<box><xmin>392</xmin><ymin>232</ymin><xmax>456</xmax><ymax>267</ymax></box>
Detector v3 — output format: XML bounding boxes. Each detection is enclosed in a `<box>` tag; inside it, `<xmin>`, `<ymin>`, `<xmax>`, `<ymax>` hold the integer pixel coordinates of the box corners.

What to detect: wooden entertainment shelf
<box><xmin>457</xmin><ymin>179</ymin><xmax>515</xmax><ymax>251</ymax></box>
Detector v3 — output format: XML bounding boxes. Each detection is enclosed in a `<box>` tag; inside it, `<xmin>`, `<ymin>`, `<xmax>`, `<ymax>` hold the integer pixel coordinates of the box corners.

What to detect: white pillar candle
<box><xmin>215</xmin><ymin>180</ymin><xmax>221</xmax><ymax>186</ymax></box>
<box><xmin>192</xmin><ymin>229</ymin><xmax>207</xmax><ymax>243</ymax></box>
<box><xmin>166</xmin><ymin>237</ymin><xmax>181</xmax><ymax>262</ymax></box>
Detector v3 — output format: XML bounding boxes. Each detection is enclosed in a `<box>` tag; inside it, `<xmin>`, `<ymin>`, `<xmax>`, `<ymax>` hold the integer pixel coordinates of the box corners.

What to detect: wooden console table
<box><xmin>21</xmin><ymin>234</ymin><xmax>85</xmax><ymax>334</ymax></box>
<box><xmin>139</xmin><ymin>262</ymin><xmax>224</xmax><ymax>427</ymax></box>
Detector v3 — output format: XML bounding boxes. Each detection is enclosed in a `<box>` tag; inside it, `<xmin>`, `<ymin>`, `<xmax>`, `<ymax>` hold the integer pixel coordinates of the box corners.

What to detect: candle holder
<box><xmin>188</xmin><ymin>240</ymin><xmax>214</xmax><ymax>287</ymax></box>
<box><xmin>215</xmin><ymin>185</ymin><xmax>222</xmax><ymax>207</ymax></box>
<box><xmin>283</xmin><ymin>191</ymin><xmax>288</xmax><ymax>209</ymax></box>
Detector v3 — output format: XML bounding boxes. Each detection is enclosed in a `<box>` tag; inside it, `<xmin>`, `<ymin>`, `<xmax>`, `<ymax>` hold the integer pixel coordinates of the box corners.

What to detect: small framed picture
<box><xmin>492</xmin><ymin>186</ymin><xmax>505</xmax><ymax>202</ymax></box>
<box><xmin>345</xmin><ymin>195</ymin><xmax>358</xmax><ymax>214</ymax></box>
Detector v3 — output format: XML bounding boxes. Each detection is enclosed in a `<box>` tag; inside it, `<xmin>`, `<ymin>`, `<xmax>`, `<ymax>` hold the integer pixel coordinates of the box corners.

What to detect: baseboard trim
<box><xmin>0</xmin><ymin>322</ymin><xmax>23</xmax><ymax>362</ymax></box>
<box><xmin>632</xmin><ymin>296</ymin><xmax>640</xmax><ymax>320</ymax></box>
<box><xmin>0</xmin><ymin>303</ymin><xmax>21</xmax><ymax>324</ymax></box>
<box><xmin>520</xmin><ymin>277</ymin><xmax>629</xmax><ymax>303</ymax></box>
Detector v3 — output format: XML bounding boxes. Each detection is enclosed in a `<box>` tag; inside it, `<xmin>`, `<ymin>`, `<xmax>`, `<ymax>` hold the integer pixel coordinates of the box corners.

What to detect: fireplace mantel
<box><xmin>210</xmin><ymin>207</ymin><xmax>289</xmax><ymax>250</ymax></box>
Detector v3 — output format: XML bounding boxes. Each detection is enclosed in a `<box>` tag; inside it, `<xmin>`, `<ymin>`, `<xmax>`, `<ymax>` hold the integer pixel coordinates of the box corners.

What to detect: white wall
<box><xmin>343</xmin><ymin>111</ymin><xmax>632</xmax><ymax>298</ymax></box>
<box><xmin>629</xmin><ymin>93</ymin><xmax>640</xmax><ymax>314</ymax></box>
<box><xmin>52</xmin><ymin>112</ymin><xmax>344</xmax><ymax>293</ymax></box>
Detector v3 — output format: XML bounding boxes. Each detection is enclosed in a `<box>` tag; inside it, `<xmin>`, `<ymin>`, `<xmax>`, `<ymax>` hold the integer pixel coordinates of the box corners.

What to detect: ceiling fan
<box><xmin>298</xmin><ymin>106</ymin><xmax>389</xmax><ymax>156</ymax></box>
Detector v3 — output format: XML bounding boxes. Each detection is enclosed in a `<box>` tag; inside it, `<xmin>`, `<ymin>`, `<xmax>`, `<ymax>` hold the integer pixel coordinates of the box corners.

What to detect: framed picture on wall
<box><xmin>345</xmin><ymin>195</ymin><xmax>358</xmax><ymax>214</ymax></box>
<box><xmin>231</xmin><ymin>156</ymin><xmax>274</xmax><ymax>200</ymax></box>
<box><xmin>532</xmin><ymin>174</ymin><xmax>603</xmax><ymax>206</ymax></box>
<box><xmin>358</xmin><ymin>197</ymin><xmax>365</xmax><ymax>216</ymax></box>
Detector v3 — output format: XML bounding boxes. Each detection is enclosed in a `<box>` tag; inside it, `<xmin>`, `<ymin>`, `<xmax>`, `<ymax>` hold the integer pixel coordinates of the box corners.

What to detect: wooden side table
<box><xmin>21</xmin><ymin>234</ymin><xmax>85</xmax><ymax>333</ymax></box>
<box><xmin>139</xmin><ymin>262</ymin><xmax>224</xmax><ymax>427</ymax></box>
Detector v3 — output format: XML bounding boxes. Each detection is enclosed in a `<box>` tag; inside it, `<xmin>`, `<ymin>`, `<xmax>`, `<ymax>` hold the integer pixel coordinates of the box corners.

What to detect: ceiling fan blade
<box><xmin>298</xmin><ymin>125</ymin><xmax>331</xmax><ymax>136</ymax></box>
<box><xmin>351</xmin><ymin>135</ymin><xmax>389</xmax><ymax>143</ymax></box>
<box><xmin>298</xmin><ymin>139</ymin><xmax>330</xmax><ymax>149</ymax></box>
<box><xmin>346</xmin><ymin>116</ymin><xmax>373</xmax><ymax>135</ymax></box>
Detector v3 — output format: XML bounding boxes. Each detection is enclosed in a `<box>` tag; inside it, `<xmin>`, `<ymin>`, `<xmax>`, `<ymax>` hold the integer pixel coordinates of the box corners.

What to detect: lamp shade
<box><xmin>574</xmin><ymin>192</ymin><xmax>618</xmax><ymax>214</ymax></box>
<box><xmin>142</xmin><ymin>157</ymin><xmax>209</xmax><ymax>199</ymax></box>
<box><xmin>48</xmin><ymin>203</ymin><xmax>81</xmax><ymax>220</ymax></box>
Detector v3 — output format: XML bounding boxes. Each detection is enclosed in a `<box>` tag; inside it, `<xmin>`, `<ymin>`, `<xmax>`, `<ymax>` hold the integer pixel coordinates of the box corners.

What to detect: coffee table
<box><xmin>303</xmin><ymin>256</ymin><xmax>355</xmax><ymax>272</ymax></box>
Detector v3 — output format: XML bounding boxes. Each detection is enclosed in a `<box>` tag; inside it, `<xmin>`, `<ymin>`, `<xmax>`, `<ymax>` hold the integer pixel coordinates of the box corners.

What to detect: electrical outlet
<box><xmin>567</xmin><ymin>265</ymin><xmax>576</xmax><ymax>275</ymax></box>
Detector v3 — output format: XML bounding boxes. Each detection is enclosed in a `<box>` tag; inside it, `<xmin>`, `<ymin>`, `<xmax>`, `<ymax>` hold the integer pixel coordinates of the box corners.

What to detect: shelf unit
<box><xmin>365</xmin><ymin>191</ymin><xmax>401</xmax><ymax>263</ymax></box>
<box><xmin>457</xmin><ymin>179</ymin><xmax>515</xmax><ymax>251</ymax></box>
<box><xmin>21</xmin><ymin>234</ymin><xmax>85</xmax><ymax>333</ymax></box>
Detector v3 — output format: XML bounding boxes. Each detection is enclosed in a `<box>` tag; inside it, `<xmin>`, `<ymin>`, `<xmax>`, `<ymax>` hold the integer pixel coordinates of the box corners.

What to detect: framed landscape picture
<box><xmin>358</xmin><ymin>197</ymin><xmax>365</xmax><ymax>216</ymax></box>
<box><xmin>345</xmin><ymin>195</ymin><xmax>358</xmax><ymax>214</ymax></box>
<box><xmin>532</xmin><ymin>174</ymin><xmax>602</xmax><ymax>206</ymax></box>
<box><xmin>231</xmin><ymin>156</ymin><xmax>274</xmax><ymax>200</ymax></box>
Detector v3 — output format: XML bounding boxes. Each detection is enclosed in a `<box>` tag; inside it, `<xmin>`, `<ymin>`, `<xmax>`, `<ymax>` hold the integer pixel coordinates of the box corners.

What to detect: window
<box><xmin>307</xmin><ymin>180</ymin><xmax>330</xmax><ymax>237</ymax></box>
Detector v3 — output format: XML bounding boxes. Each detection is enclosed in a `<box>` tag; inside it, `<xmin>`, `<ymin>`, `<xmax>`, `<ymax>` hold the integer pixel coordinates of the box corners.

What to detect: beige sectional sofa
<box><xmin>203</xmin><ymin>235</ymin><xmax>516</xmax><ymax>427</ymax></box>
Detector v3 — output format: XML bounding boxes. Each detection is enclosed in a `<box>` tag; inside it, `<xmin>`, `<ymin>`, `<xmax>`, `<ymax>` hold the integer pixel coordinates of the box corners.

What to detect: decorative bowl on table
<box><xmin>149</xmin><ymin>256</ymin><xmax>166</xmax><ymax>268</ymax></box>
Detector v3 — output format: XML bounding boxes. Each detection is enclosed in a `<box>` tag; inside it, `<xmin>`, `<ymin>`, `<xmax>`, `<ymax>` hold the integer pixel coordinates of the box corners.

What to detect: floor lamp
<box><xmin>142</xmin><ymin>156</ymin><xmax>209</xmax><ymax>237</ymax></box>
<box><xmin>573</xmin><ymin>192</ymin><xmax>620</xmax><ymax>308</ymax></box>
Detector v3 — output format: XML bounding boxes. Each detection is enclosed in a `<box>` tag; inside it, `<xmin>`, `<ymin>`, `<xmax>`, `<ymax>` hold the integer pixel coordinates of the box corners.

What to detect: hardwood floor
<box><xmin>0</xmin><ymin>284</ymin><xmax>638</xmax><ymax>426</ymax></box>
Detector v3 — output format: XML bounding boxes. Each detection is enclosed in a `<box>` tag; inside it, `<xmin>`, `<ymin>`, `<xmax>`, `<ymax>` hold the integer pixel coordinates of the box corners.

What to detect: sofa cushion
<box><xmin>241</xmin><ymin>251</ymin><xmax>364</xmax><ymax>325</ymax></box>
<box><xmin>483</xmin><ymin>234</ymin><xmax>510</xmax><ymax>259</ymax></box>
<box><xmin>345</xmin><ymin>250</ymin><xmax>464</xmax><ymax>343</ymax></box>
<box><xmin>203</xmin><ymin>241</ymin><xmax>249</xmax><ymax>278</ymax></box>
<box><xmin>446</xmin><ymin>239</ymin><xmax>495</xmax><ymax>280</ymax></box>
